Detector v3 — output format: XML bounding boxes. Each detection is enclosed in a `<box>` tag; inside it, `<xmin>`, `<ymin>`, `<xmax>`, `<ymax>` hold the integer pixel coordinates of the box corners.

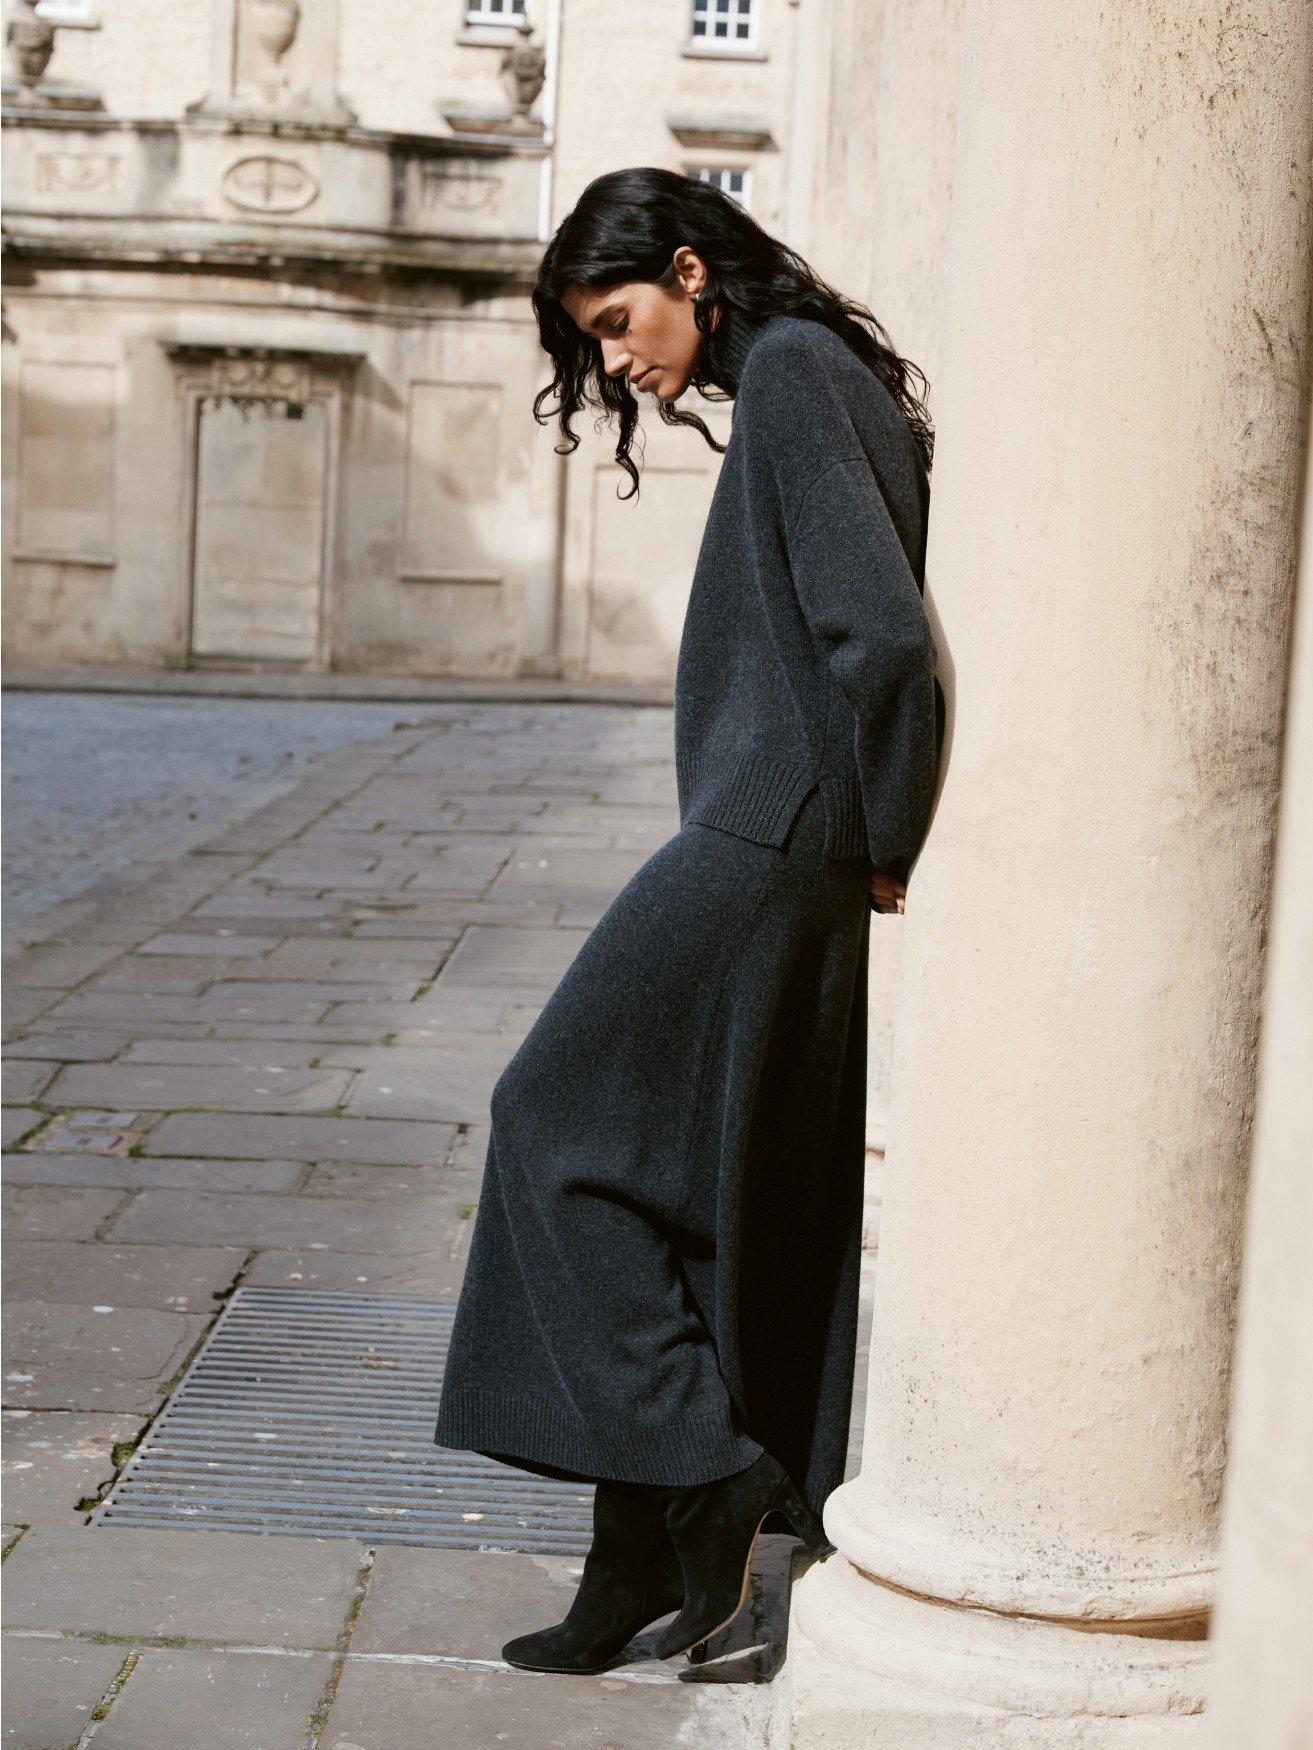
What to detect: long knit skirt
<box><xmin>432</xmin><ymin>782</ymin><xmax>873</xmax><ymax>1520</ymax></box>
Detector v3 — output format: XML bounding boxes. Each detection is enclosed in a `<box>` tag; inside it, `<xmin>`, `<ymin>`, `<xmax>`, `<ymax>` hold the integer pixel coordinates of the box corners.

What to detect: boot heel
<box><xmin>773</xmin><ymin>1477</ymin><xmax>833</xmax><ymax>1558</ymax></box>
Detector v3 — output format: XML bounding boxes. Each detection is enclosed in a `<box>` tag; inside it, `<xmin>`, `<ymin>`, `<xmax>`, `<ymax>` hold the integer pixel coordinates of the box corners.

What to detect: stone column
<box><xmin>787</xmin><ymin>0</ymin><xmax>967</xmax><ymax>1250</ymax></box>
<box><xmin>1203</xmin><ymin>344</ymin><xmax>1313</xmax><ymax>1745</ymax></box>
<box><xmin>782</xmin><ymin>0</ymin><xmax>1313</xmax><ymax>1741</ymax></box>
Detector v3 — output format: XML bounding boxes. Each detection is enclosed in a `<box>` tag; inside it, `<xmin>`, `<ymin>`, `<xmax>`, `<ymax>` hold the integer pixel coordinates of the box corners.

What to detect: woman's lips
<box><xmin>633</xmin><ymin>367</ymin><xmax>658</xmax><ymax>391</ymax></box>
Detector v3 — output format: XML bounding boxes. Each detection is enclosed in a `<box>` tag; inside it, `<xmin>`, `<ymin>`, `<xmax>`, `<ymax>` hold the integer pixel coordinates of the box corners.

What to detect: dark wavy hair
<box><xmin>530</xmin><ymin>165</ymin><xmax>934</xmax><ymax>501</ymax></box>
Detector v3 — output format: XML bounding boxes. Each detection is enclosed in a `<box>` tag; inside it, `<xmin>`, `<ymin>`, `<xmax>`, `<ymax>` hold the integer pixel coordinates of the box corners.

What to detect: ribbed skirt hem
<box><xmin>434</xmin><ymin>1384</ymin><xmax>765</xmax><ymax>1488</ymax></box>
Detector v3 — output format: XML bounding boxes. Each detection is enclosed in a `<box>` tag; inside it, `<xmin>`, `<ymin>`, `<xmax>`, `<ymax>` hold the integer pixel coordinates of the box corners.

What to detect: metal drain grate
<box><xmin>92</xmin><ymin>1287</ymin><xmax>595</xmax><ymax>1554</ymax></box>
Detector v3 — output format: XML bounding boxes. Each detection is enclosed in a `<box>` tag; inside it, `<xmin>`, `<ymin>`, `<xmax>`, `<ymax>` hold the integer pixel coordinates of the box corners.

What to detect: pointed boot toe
<box><xmin>500</xmin><ymin>1481</ymin><xmax>684</xmax><ymax>1675</ymax></box>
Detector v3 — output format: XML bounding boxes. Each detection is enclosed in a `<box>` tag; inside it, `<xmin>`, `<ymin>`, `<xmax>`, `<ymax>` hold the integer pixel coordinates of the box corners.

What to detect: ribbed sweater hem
<box><xmin>676</xmin><ymin>744</ymin><xmax>871</xmax><ymax>861</ymax></box>
<box><xmin>434</xmin><ymin>1384</ymin><xmax>764</xmax><ymax>1487</ymax></box>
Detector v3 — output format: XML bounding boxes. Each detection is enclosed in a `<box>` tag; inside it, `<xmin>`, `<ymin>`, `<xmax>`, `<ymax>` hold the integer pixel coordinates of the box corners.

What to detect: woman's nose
<box><xmin>601</xmin><ymin>343</ymin><xmax>629</xmax><ymax>379</ymax></box>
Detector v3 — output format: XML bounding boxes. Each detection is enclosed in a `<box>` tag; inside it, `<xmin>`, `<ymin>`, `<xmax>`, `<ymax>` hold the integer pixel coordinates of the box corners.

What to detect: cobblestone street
<box><xmin>1</xmin><ymin>700</ymin><xmax>860</xmax><ymax>1748</ymax></box>
<box><xmin>3</xmin><ymin>692</ymin><xmax>429</xmax><ymax>931</ymax></box>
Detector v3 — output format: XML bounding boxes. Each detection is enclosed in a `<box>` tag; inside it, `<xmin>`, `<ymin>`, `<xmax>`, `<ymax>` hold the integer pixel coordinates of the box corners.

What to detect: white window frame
<box><xmin>35</xmin><ymin>0</ymin><xmax>100</xmax><ymax>27</ymax></box>
<box><xmin>689</xmin><ymin>0</ymin><xmax>757</xmax><ymax>50</ymax></box>
<box><xmin>690</xmin><ymin>165</ymin><xmax>753</xmax><ymax>212</ymax></box>
<box><xmin>463</xmin><ymin>0</ymin><xmax>527</xmax><ymax>25</ymax></box>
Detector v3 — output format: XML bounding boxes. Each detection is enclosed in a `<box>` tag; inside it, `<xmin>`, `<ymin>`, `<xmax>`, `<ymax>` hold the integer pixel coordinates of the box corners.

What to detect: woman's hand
<box><xmin>869</xmin><ymin>870</ymin><xmax>907</xmax><ymax>915</ymax></box>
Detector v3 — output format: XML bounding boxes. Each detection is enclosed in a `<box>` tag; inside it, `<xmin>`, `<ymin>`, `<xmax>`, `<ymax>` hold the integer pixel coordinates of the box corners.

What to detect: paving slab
<box><xmin>0</xmin><ymin>1153</ymin><xmax>306</xmax><ymax>1194</ymax></box>
<box><xmin>302</xmin><ymin>1162</ymin><xmax>455</xmax><ymax>1200</ymax></box>
<box><xmin>0</xmin><ymin>1635</ymin><xmax>129</xmax><ymax>1750</ymax></box>
<box><xmin>1</xmin><ymin>1410</ymin><xmax>142</xmax><ymax>1523</ymax></box>
<box><xmin>140</xmin><ymin>1112</ymin><xmax>452</xmax><ymax>1166</ymax></box>
<box><xmin>325</xmin><ymin>997</ymin><xmax>512</xmax><ymax>1032</ymax></box>
<box><xmin>48</xmin><ymin>990</ymin><xmax>332</xmax><ymax>1025</ymax></box>
<box><xmin>1</xmin><ymin>1111</ymin><xmax>45</xmax><ymax>1150</ymax></box>
<box><xmin>1</xmin><ymin>1060</ymin><xmax>57</xmax><ymax>1103</ymax></box>
<box><xmin>91</xmin><ymin>1647</ymin><xmax>334</xmax><ymax>1749</ymax></box>
<box><xmin>106</xmin><ymin>1190</ymin><xmax>463</xmax><ymax>1255</ymax></box>
<box><xmin>2</xmin><ymin>1241</ymin><xmax>244</xmax><ymax>1311</ymax></box>
<box><xmin>2</xmin><ymin>940</ymin><xmax>128</xmax><ymax>990</ymax></box>
<box><xmin>2</xmin><ymin>1032</ymin><xmax>127</xmax><ymax>1061</ymax></box>
<box><xmin>240</xmin><ymin>1248</ymin><xmax>467</xmax><ymax>1296</ymax></box>
<box><xmin>351</xmin><ymin>1547</ymin><xmax>614</xmax><ymax>1661</ymax></box>
<box><xmin>119</xmin><ymin>1038</ymin><xmax>324</xmax><ymax>1067</ymax></box>
<box><xmin>431</xmin><ymin>927</ymin><xmax>589</xmax><ymax>1001</ymax></box>
<box><xmin>136</xmin><ymin>932</ymin><xmax>282</xmax><ymax>957</ymax></box>
<box><xmin>2</xmin><ymin>1300</ymin><xmax>208</xmax><ymax>1412</ymax></box>
<box><xmin>44</xmin><ymin>1062</ymin><xmax>354</xmax><ymax>1114</ymax></box>
<box><xmin>322</xmin><ymin>1658</ymin><xmax>746</xmax><ymax>1749</ymax></box>
<box><xmin>1</xmin><ymin>1525</ymin><xmax>364</xmax><ymax>1646</ymax></box>
<box><xmin>0</xmin><ymin>1186</ymin><xmax>126</xmax><ymax>1242</ymax></box>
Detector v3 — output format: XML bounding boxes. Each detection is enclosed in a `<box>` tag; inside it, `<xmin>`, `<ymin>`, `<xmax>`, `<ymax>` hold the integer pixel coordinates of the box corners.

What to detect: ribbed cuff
<box><xmin>819</xmin><ymin>774</ymin><xmax>871</xmax><ymax>860</ymax></box>
<box><xmin>434</xmin><ymin>1384</ymin><xmax>764</xmax><ymax>1488</ymax></box>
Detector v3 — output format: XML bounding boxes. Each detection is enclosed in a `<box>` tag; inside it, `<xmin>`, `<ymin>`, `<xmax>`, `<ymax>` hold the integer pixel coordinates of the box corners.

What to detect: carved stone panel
<box><xmin>16</xmin><ymin>359</ymin><xmax>116</xmax><ymax>563</ymax></box>
<box><xmin>401</xmin><ymin>381</ymin><xmax>503</xmax><ymax>584</ymax></box>
<box><xmin>220</xmin><ymin>153</ymin><xmax>320</xmax><ymax>215</ymax></box>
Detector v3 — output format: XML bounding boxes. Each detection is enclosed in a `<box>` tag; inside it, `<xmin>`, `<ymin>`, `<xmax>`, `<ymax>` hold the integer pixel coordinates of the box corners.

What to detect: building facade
<box><xmin>2</xmin><ymin>0</ymin><xmax>803</xmax><ymax>682</ymax></box>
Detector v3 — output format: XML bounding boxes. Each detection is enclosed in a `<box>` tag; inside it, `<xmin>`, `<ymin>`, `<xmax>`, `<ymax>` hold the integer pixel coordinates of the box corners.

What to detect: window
<box><xmin>690</xmin><ymin>0</ymin><xmax>755</xmax><ymax>46</ymax></box>
<box><xmin>464</xmin><ymin>0</ymin><xmax>526</xmax><ymax>23</ymax></box>
<box><xmin>692</xmin><ymin>166</ymin><xmax>751</xmax><ymax>211</ymax></box>
<box><xmin>35</xmin><ymin>0</ymin><xmax>99</xmax><ymax>24</ymax></box>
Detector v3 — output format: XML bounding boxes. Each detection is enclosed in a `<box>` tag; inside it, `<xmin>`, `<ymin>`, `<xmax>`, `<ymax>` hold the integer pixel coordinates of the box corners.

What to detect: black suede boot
<box><xmin>500</xmin><ymin>1478</ymin><xmax>684</xmax><ymax>1674</ymax></box>
<box><xmin>648</xmin><ymin>1449</ymin><xmax>834</xmax><ymax>1660</ymax></box>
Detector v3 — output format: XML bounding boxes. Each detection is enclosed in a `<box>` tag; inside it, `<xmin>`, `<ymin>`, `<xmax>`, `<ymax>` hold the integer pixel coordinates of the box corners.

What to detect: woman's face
<box><xmin>561</xmin><ymin>247</ymin><xmax>714</xmax><ymax>403</ymax></box>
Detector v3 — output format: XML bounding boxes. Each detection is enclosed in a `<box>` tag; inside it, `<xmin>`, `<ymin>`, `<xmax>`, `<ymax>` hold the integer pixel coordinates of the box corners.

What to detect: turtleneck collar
<box><xmin>703</xmin><ymin>310</ymin><xmax>777</xmax><ymax>398</ymax></box>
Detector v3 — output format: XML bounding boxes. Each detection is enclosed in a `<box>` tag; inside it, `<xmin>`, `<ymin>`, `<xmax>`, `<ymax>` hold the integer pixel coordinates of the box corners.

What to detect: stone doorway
<box><xmin>190</xmin><ymin>390</ymin><xmax>327</xmax><ymax>665</ymax></box>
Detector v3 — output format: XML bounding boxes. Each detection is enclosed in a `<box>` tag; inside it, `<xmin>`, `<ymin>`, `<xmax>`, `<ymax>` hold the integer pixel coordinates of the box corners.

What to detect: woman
<box><xmin>433</xmin><ymin>166</ymin><xmax>944</xmax><ymax>1673</ymax></box>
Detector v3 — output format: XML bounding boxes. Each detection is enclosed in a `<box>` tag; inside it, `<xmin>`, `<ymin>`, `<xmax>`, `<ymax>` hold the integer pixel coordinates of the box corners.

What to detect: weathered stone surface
<box><xmin>2</xmin><ymin>1240</ymin><xmax>243</xmax><ymax>1310</ymax></box>
<box><xmin>302</xmin><ymin>1162</ymin><xmax>453</xmax><ymax>1199</ymax></box>
<box><xmin>1</xmin><ymin>1059</ymin><xmax>57</xmax><ymax>1103</ymax></box>
<box><xmin>107</xmin><ymin>1190</ymin><xmax>461</xmax><ymax>1254</ymax></box>
<box><xmin>335</xmin><ymin>1047</ymin><xmax>511</xmax><ymax>1123</ymax></box>
<box><xmin>431</xmin><ymin>926</ymin><xmax>589</xmax><ymax>1001</ymax></box>
<box><xmin>92</xmin><ymin>1647</ymin><xmax>334</xmax><ymax>1748</ymax></box>
<box><xmin>321</xmin><ymin>1658</ymin><xmax>746</xmax><ymax>1749</ymax></box>
<box><xmin>1</xmin><ymin>1109</ymin><xmax>45</xmax><ymax>1149</ymax></box>
<box><xmin>3</xmin><ymin>1031</ymin><xmax>127</xmax><ymax>1060</ymax></box>
<box><xmin>141</xmin><ymin>1112</ymin><xmax>453</xmax><ymax>1166</ymax></box>
<box><xmin>44</xmin><ymin>1062</ymin><xmax>355</xmax><ymax>1114</ymax></box>
<box><xmin>326</xmin><ymin>996</ymin><xmax>511</xmax><ymax>1032</ymax></box>
<box><xmin>351</xmin><ymin>1546</ymin><xmax>597</xmax><ymax>1659</ymax></box>
<box><xmin>121</xmin><ymin>1038</ymin><xmax>323</xmax><ymax>1066</ymax></box>
<box><xmin>1</xmin><ymin>1525</ymin><xmax>364</xmax><ymax>1646</ymax></box>
<box><xmin>0</xmin><ymin>1635</ymin><xmax>128</xmax><ymax>1750</ymax></box>
<box><xmin>137</xmin><ymin>932</ymin><xmax>282</xmax><ymax>957</ymax></box>
<box><xmin>2</xmin><ymin>1300</ymin><xmax>207</xmax><ymax>1412</ymax></box>
<box><xmin>0</xmin><ymin>1153</ymin><xmax>307</xmax><ymax>1193</ymax></box>
<box><xmin>490</xmin><ymin>845</ymin><xmax>647</xmax><ymax>909</ymax></box>
<box><xmin>1</xmin><ymin>1409</ymin><xmax>142</xmax><ymax>1522</ymax></box>
<box><xmin>0</xmin><ymin>1186</ymin><xmax>126</xmax><ymax>1242</ymax></box>
<box><xmin>48</xmin><ymin>990</ymin><xmax>332</xmax><ymax>1025</ymax></box>
<box><xmin>3</xmin><ymin>940</ymin><xmax>127</xmax><ymax>989</ymax></box>
<box><xmin>240</xmin><ymin>1247</ymin><xmax>467</xmax><ymax>1297</ymax></box>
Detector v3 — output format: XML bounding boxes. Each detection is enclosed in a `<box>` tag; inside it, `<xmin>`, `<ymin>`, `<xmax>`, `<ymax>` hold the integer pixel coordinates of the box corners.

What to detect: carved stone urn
<box><xmin>250</xmin><ymin>0</ymin><xmax>301</xmax><ymax>80</ymax></box>
<box><xmin>5</xmin><ymin>0</ymin><xmax>56</xmax><ymax>99</ymax></box>
<box><xmin>499</xmin><ymin>17</ymin><xmax>546</xmax><ymax>126</ymax></box>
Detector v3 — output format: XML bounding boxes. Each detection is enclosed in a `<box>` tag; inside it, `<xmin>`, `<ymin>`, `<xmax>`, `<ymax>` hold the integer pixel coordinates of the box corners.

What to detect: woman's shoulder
<box><xmin>738</xmin><ymin>315</ymin><xmax>899</xmax><ymax>428</ymax></box>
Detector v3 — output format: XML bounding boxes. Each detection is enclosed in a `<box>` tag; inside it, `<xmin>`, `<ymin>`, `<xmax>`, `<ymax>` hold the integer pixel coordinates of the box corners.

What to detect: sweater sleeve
<box><xmin>786</xmin><ymin>452</ymin><xmax>941</xmax><ymax>880</ymax></box>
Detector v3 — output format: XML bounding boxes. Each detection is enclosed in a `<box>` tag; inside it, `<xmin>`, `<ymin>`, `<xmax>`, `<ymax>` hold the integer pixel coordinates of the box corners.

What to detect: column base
<box><xmin>775</xmin><ymin>1553</ymin><xmax>1210</xmax><ymax>1748</ymax></box>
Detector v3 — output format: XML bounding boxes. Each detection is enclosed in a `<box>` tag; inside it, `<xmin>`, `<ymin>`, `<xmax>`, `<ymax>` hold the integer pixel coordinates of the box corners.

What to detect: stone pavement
<box><xmin>1</xmin><ymin>701</ymin><xmax>867</xmax><ymax>1748</ymax></box>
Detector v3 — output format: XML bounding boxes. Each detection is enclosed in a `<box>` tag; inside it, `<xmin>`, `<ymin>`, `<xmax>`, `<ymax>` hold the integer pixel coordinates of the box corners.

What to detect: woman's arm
<box><xmin>786</xmin><ymin>451</ymin><xmax>940</xmax><ymax>882</ymax></box>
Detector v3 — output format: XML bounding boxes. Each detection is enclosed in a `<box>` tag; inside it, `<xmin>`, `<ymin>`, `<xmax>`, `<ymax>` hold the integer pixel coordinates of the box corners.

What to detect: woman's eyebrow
<box><xmin>585</xmin><ymin>301</ymin><xmax>624</xmax><ymax>333</ymax></box>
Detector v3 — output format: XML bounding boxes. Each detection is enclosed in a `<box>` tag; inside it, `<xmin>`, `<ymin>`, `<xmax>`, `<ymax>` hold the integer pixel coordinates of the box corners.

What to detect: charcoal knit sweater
<box><xmin>676</xmin><ymin>310</ymin><xmax>942</xmax><ymax>879</ymax></box>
